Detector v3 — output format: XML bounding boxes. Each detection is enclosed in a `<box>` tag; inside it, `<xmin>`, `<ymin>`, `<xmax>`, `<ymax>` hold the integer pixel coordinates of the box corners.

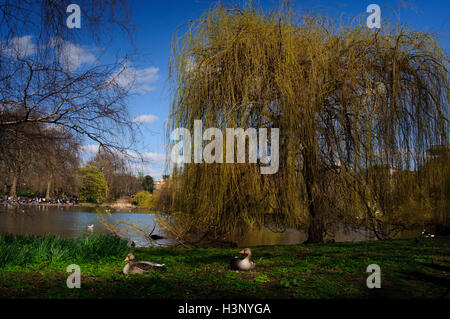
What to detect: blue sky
<box><xmin>76</xmin><ymin>1</ymin><xmax>449</xmax><ymax>178</ymax></box>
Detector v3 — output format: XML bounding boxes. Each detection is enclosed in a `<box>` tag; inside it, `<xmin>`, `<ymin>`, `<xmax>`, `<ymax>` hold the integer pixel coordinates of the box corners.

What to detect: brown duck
<box><xmin>123</xmin><ymin>253</ymin><xmax>165</xmax><ymax>275</ymax></box>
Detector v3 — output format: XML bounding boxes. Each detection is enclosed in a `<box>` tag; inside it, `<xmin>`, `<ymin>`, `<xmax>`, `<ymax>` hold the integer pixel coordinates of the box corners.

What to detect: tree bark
<box><xmin>304</xmin><ymin>202</ymin><xmax>325</xmax><ymax>243</ymax></box>
<box><xmin>45</xmin><ymin>175</ymin><xmax>52</xmax><ymax>201</ymax></box>
<box><xmin>9</xmin><ymin>175</ymin><xmax>17</xmax><ymax>198</ymax></box>
<box><xmin>303</xmin><ymin>145</ymin><xmax>324</xmax><ymax>244</ymax></box>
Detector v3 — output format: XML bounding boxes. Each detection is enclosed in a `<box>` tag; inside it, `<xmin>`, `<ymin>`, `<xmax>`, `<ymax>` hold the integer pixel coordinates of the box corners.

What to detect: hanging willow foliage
<box><xmin>166</xmin><ymin>1</ymin><xmax>449</xmax><ymax>244</ymax></box>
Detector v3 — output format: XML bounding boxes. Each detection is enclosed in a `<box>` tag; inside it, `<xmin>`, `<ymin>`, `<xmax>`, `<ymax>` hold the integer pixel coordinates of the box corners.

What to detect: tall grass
<box><xmin>0</xmin><ymin>234</ymin><xmax>129</xmax><ymax>267</ymax></box>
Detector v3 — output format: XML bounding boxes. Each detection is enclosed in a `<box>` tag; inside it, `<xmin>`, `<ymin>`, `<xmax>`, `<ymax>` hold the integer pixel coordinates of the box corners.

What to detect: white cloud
<box><xmin>136</xmin><ymin>66</ymin><xmax>159</xmax><ymax>83</ymax></box>
<box><xmin>2</xmin><ymin>35</ymin><xmax>36</xmax><ymax>58</ymax></box>
<box><xmin>118</xmin><ymin>150</ymin><xmax>166</xmax><ymax>167</ymax></box>
<box><xmin>58</xmin><ymin>41</ymin><xmax>96</xmax><ymax>70</ymax></box>
<box><xmin>142</xmin><ymin>152</ymin><xmax>167</xmax><ymax>167</ymax></box>
<box><xmin>79</xmin><ymin>145</ymin><xmax>166</xmax><ymax>178</ymax></box>
<box><xmin>108</xmin><ymin>63</ymin><xmax>159</xmax><ymax>94</ymax></box>
<box><xmin>81</xmin><ymin>144</ymin><xmax>100</xmax><ymax>154</ymax></box>
<box><xmin>2</xmin><ymin>36</ymin><xmax>95</xmax><ymax>71</ymax></box>
<box><xmin>128</xmin><ymin>163</ymin><xmax>163</xmax><ymax>179</ymax></box>
<box><xmin>133</xmin><ymin>114</ymin><xmax>158</xmax><ymax>124</ymax></box>
<box><xmin>78</xmin><ymin>145</ymin><xmax>165</xmax><ymax>178</ymax></box>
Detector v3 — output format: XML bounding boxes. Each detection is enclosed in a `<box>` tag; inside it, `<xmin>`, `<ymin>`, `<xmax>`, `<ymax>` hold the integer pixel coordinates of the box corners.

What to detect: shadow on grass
<box><xmin>404</xmin><ymin>271</ymin><xmax>450</xmax><ymax>289</ymax></box>
<box><xmin>420</xmin><ymin>262</ymin><xmax>450</xmax><ymax>273</ymax></box>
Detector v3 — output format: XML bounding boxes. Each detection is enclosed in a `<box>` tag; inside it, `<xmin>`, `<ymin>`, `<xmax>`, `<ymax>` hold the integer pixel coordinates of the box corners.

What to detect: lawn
<box><xmin>0</xmin><ymin>234</ymin><xmax>449</xmax><ymax>299</ymax></box>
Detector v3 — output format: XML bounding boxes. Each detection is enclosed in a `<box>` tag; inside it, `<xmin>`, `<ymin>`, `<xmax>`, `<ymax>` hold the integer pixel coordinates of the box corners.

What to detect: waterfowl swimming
<box><xmin>149</xmin><ymin>234</ymin><xmax>165</xmax><ymax>240</ymax></box>
<box><xmin>87</xmin><ymin>224</ymin><xmax>94</xmax><ymax>231</ymax></box>
<box><xmin>123</xmin><ymin>253</ymin><xmax>165</xmax><ymax>275</ymax></box>
<box><xmin>421</xmin><ymin>230</ymin><xmax>435</xmax><ymax>238</ymax></box>
<box><xmin>230</xmin><ymin>248</ymin><xmax>255</xmax><ymax>271</ymax></box>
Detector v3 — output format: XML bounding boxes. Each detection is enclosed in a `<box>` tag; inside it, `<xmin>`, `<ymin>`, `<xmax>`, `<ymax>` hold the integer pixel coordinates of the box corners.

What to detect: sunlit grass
<box><xmin>0</xmin><ymin>235</ymin><xmax>448</xmax><ymax>298</ymax></box>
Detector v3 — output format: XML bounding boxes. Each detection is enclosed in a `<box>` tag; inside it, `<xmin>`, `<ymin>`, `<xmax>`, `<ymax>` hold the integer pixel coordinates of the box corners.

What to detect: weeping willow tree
<box><xmin>166</xmin><ymin>2</ymin><xmax>449</xmax><ymax>244</ymax></box>
<box><xmin>419</xmin><ymin>145</ymin><xmax>450</xmax><ymax>234</ymax></box>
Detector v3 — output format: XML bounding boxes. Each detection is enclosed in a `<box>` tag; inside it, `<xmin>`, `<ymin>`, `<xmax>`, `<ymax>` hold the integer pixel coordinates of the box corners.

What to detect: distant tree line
<box><xmin>0</xmin><ymin>142</ymin><xmax>157</xmax><ymax>204</ymax></box>
<box><xmin>0</xmin><ymin>0</ymin><xmax>152</xmax><ymax>202</ymax></box>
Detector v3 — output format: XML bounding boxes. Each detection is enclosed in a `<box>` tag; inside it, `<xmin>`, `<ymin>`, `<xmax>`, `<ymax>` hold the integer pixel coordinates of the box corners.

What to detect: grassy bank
<box><xmin>0</xmin><ymin>234</ymin><xmax>129</xmax><ymax>268</ymax></box>
<box><xmin>0</xmin><ymin>234</ymin><xmax>449</xmax><ymax>299</ymax></box>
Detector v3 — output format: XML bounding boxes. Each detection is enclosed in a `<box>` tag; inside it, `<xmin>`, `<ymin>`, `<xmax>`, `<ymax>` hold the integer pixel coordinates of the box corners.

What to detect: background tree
<box><xmin>0</xmin><ymin>120</ymin><xmax>79</xmax><ymax>198</ymax></box>
<box><xmin>78</xmin><ymin>166</ymin><xmax>108</xmax><ymax>204</ymax></box>
<box><xmin>89</xmin><ymin>148</ymin><xmax>125</xmax><ymax>199</ymax></box>
<box><xmin>0</xmin><ymin>125</ymin><xmax>38</xmax><ymax>198</ymax></box>
<box><xmin>420</xmin><ymin>146</ymin><xmax>450</xmax><ymax>234</ymax></box>
<box><xmin>0</xmin><ymin>0</ymin><xmax>140</xmax><ymax>199</ymax></box>
<box><xmin>0</xmin><ymin>0</ymin><xmax>137</xmax><ymax>168</ymax></box>
<box><xmin>142</xmin><ymin>175</ymin><xmax>154</xmax><ymax>194</ymax></box>
<box><xmin>88</xmin><ymin>147</ymin><xmax>144</xmax><ymax>199</ymax></box>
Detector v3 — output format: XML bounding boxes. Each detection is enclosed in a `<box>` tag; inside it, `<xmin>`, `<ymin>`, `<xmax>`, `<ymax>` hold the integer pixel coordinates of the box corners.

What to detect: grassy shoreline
<box><xmin>0</xmin><ymin>234</ymin><xmax>449</xmax><ymax>299</ymax></box>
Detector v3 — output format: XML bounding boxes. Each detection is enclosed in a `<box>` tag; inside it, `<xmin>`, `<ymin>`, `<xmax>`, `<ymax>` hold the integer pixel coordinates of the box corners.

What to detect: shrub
<box><xmin>17</xmin><ymin>189</ymin><xmax>35</xmax><ymax>197</ymax></box>
<box><xmin>133</xmin><ymin>190</ymin><xmax>152</xmax><ymax>207</ymax></box>
<box><xmin>78</xmin><ymin>166</ymin><xmax>109</xmax><ymax>204</ymax></box>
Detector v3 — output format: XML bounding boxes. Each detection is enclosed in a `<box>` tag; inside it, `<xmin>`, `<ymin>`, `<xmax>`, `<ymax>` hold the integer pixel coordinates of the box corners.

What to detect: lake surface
<box><xmin>0</xmin><ymin>205</ymin><xmax>379</xmax><ymax>247</ymax></box>
<box><xmin>0</xmin><ymin>205</ymin><xmax>168</xmax><ymax>247</ymax></box>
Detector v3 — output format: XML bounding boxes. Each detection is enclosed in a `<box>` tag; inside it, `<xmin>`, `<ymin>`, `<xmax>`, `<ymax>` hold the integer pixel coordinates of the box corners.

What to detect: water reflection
<box><xmin>1</xmin><ymin>205</ymin><xmax>415</xmax><ymax>247</ymax></box>
<box><xmin>0</xmin><ymin>205</ymin><xmax>167</xmax><ymax>247</ymax></box>
<box><xmin>233</xmin><ymin>225</ymin><xmax>378</xmax><ymax>247</ymax></box>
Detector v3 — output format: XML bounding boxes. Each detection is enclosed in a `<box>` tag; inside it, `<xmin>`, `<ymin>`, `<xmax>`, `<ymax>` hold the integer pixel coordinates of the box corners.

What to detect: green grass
<box><xmin>0</xmin><ymin>234</ymin><xmax>129</xmax><ymax>267</ymax></box>
<box><xmin>0</xmin><ymin>235</ymin><xmax>449</xmax><ymax>299</ymax></box>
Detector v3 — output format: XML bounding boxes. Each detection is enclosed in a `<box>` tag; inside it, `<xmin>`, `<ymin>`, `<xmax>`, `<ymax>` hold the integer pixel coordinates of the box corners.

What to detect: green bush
<box><xmin>78</xmin><ymin>166</ymin><xmax>109</xmax><ymax>204</ymax></box>
<box><xmin>133</xmin><ymin>190</ymin><xmax>152</xmax><ymax>207</ymax></box>
<box><xmin>17</xmin><ymin>189</ymin><xmax>36</xmax><ymax>197</ymax></box>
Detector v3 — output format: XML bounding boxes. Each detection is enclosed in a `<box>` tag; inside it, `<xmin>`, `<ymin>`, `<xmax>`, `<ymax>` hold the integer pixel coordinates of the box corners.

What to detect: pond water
<box><xmin>0</xmin><ymin>205</ymin><xmax>168</xmax><ymax>247</ymax></box>
<box><xmin>0</xmin><ymin>205</ymin><xmax>381</xmax><ymax>247</ymax></box>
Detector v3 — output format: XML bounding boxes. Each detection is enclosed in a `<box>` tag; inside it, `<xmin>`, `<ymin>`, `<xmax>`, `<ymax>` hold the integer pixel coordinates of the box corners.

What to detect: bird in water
<box><xmin>87</xmin><ymin>224</ymin><xmax>94</xmax><ymax>231</ymax></box>
<box><xmin>123</xmin><ymin>253</ymin><xmax>165</xmax><ymax>275</ymax></box>
<box><xmin>421</xmin><ymin>230</ymin><xmax>435</xmax><ymax>238</ymax></box>
<box><xmin>230</xmin><ymin>248</ymin><xmax>255</xmax><ymax>271</ymax></box>
<box><xmin>149</xmin><ymin>234</ymin><xmax>165</xmax><ymax>240</ymax></box>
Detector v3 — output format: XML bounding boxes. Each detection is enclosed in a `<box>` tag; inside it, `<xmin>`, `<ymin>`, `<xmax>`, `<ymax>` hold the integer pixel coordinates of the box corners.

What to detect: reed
<box><xmin>0</xmin><ymin>234</ymin><xmax>129</xmax><ymax>267</ymax></box>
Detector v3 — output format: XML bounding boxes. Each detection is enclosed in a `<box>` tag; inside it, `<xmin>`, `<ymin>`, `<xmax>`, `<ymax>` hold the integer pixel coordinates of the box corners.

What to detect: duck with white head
<box><xmin>230</xmin><ymin>248</ymin><xmax>255</xmax><ymax>271</ymax></box>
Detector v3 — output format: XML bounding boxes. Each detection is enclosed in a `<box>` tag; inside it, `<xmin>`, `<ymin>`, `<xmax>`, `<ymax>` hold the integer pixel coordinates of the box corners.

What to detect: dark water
<box><xmin>0</xmin><ymin>205</ymin><xmax>168</xmax><ymax>247</ymax></box>
<box><xmin>0</xmin><ymin>205</ymin><xmax>382</xmax><ymax>247</ymax></box>
<box><xmin>233</xmin><ymin>225</ymin><xmax>378</xmax><ymax>246</ymax></box>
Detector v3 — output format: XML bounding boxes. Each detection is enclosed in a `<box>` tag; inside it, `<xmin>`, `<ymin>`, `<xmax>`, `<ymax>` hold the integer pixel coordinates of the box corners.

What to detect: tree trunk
<box><xmin>45</xmin><ymin>174</ymin><xmax>52</xmax><ymax>200</ymax></box>
<box><xmin>304</xmin><ymin>202</ymin><xmax>325</xmax><ymax>243</ymax></box>
<box><xmin>9</xmin><ymin>175</ymin><xmax>17</xmax><ymax>198</ymax></box>
<box><xmin>303</xmin><ymin>146</ymin><xmax>324</xmax><ymax>244</ymax></box>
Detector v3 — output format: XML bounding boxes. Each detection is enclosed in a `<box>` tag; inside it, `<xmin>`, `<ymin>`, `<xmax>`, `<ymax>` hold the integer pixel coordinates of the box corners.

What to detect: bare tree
<box><xmin>0</xmin><ymin>0</ymin><xmax>138</xmax><ymax>152</ymax></box>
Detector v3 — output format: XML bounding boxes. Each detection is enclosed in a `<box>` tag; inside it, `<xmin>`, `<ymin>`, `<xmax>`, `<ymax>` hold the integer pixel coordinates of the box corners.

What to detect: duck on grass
<box><xmin>230</xmin><ymin>248</ymin><xmax>255</xmax><ymax>271</ymax></box>
<box><xmin>123</xmin><ymin>253</ymin><xmax>165</xmax><ymax>274</ymax></box>
<box><xmin>0</xmin><ymin>234</ymin><xmax>449</xmax><ymax>299</ymax></box>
